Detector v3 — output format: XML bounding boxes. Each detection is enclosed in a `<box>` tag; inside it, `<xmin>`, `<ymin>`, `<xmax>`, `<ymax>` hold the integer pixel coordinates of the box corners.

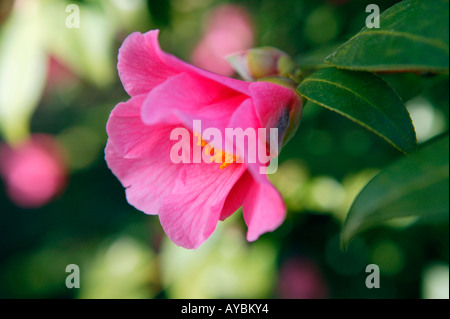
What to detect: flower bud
<box><xmin>227</xmin><ymin>47</ymin><xmax>302</xmax><ymax>83</ymax></box>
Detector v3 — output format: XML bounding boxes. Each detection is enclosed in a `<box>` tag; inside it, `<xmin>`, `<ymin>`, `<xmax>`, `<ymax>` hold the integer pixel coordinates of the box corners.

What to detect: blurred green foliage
<box><xmin>0</xmin><ymin>0</ymin><xmax>448</xmax><ymax>299</ymax></box>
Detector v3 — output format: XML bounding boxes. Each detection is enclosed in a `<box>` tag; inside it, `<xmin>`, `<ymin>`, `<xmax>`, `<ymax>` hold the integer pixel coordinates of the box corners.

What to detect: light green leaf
<box><xmin>41</xmin><ymin>1</ymin><xmax>116</xmax><ymax>87</ymax></box>
<box><xmin>325</xmin><ymin>0</ymin><xmax>449</xmax><ymax>73</ymax></box>
<box><xmin>297</xmin><ymin>67</ymin><xmax>417</xmax><ymax>153</ymax></box>
<box><xmin>342</xmin><ymin>134</ymin><xmax>449</xmax><ymax>247</ymax></box>
<box><xmin>0</xmin><ymin>1</ymin><xmax>47</xmax><ymax>145</ymax></box>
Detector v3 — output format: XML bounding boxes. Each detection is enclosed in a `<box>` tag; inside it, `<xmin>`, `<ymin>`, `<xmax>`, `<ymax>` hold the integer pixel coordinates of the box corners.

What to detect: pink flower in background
<box><xmin>191</xmin><ymin>4</ymin><xmax>254</xmax><ymax>76</ymax></box>
<box><xmin>45</xmin><ymin>56</ymin><xmax>79</xmax><ymax>93</ymax></box>
<box><xmin>0</xmin><ymin>134</ymin><xmax>67</xmax><ymax>208</ymax></box>
<box><xmin>105</xmin><ymin>30</ymin><xmax>302</xmax><ymax>249</ymax></box>
<box><xmin>277</xmin><ymin>257</ymin><xmax>329</xmax><ymax>299</ymax></box>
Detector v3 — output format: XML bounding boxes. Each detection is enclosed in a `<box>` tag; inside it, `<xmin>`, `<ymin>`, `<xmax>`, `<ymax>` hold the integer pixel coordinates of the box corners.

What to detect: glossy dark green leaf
<box><xmin>296</xmin><ymin>42</ymin><xmax>343</xmax><ymax>70</ymax></box>
<box><xmin>297</xmin><ymin>67</ymin><xmax>417</xmax><ymax>153</ymax></box>
<box><xmin>342</xmin><ymin>134</ymin><xmax>449</xmax><ymax>247</ymax></box>
<box><xmin>325</xmin><ymin>0</ymin><xmax>449</xmax><ymax>73</ymax></box>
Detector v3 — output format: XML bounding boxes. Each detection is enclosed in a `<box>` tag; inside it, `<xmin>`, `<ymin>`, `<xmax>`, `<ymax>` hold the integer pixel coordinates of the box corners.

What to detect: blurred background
<box><xmin>0</xmin><ymin>0</ymin><xmax>448</xmax><ymax>299</ymax></box>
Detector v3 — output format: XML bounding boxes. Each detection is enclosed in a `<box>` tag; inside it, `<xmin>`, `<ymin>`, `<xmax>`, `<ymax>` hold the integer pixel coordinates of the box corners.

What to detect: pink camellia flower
<box><xmin>105</xmin><ymin>30</ymin><xmax>302</xmax><ymax>249</ymax></box>
<box><xmin>0</xmin><ymin>134</ymin><xmax>66</xmax><ymax>208</ymax></box>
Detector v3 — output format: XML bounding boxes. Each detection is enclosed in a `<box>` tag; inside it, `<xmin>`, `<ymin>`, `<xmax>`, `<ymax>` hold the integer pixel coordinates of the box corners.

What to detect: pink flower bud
<box><xmin>227</xmin><ymin>47</ymin><xmax>302</xmax><ymax>82</ymax></box>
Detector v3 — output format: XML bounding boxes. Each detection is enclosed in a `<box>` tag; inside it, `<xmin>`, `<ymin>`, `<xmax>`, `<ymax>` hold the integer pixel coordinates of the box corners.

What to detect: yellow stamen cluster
<box><xmin>194</xmin><ymin>133</ymin><xmax>239</xmax><ymax>169</ymax></box>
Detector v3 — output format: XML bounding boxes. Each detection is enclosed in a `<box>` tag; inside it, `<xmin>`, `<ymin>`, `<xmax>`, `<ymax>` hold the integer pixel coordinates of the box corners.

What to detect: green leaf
<box><xmin>41</xmin><ymin>1</ymin><xmax>116</xmax><ymax>87</ymax></box>
<box><xmin>0</xmin><ymin>1</ymin><xmax>47</xmax><ymax>145</ymax></box>
<box><xmin>297</xmin><ymin>67</ymin><xmax>417</xmax><ymax>153</ymax></box>
<box><xmin>325</xmin><ymin>0</ymin><xmax>449</xmax><ymax>73</ymax></box>
<box><xmin>342</xmin><ymin>134</ymin><xmax>449</xmax><ymax>247</ymax></box>
<box><xmin>295</xmin><ymin>42</ymin><xmax>343</xmax><ymax>70</ymax></box>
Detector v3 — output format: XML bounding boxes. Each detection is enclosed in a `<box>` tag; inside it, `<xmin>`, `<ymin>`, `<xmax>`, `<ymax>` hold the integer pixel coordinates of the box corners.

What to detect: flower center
<box><xmin>194</xmin><ymin>133</ymin><xmax>239</xmax><ymax>169</ymax></box>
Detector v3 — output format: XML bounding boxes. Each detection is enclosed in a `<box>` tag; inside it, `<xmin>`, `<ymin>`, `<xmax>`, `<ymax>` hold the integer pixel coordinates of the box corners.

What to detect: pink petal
<box><xmin>225</xmin><ymin>98</ymin><xmax>270</xmax><ymax>184</ymax></box>
<box><xmin>106</xmin><ymin>94</ymin><xmax>176</xmax><ymax>159</ymax></box>
<box><xmin>106</xmin><ymin>137</ymin><xmax>247</xmax><ymax>249</ymax></box>
<box><xmin>141</xmin><ymin>72</ymin><xmax>247</xmax><ymax>131</ymax></box>
<box><xmin>220</xmin><ymin>170</ymin><xmax>286</xmax><ymax>240</ymax></box>
<box><xmin>237</xmin><ymin>82</ymin><xmax>301</xmax><ymax>182</ymax></box>
<box><xmin>158</xmin><ymin>162</ymin><xmax>247</xmax><ymax>249</ymax></box>
<box><xmin>226</xmin><ymin>83</ymin><xmax>297</xmax><ymax>183</ymax></box>
<box><xmin>219</xmin><ymin>168</ymin><xmax>253</xmax><ymax>221</ymax></box>
<box><xmin>249</xmin><ymin>81</ymin><xmax>298</xmax><ymax>133</ymax></box>
<box><xmin>118</xmin><ymin>30</ymin><xmax>250</xmax><ymax>97</ymax></box>
<box><xmin>106</xmin><ymin>97</ymin><xmax>250</xmax><ymax>249</ymax></box>
<box><xmin>105</xmin><ymin>141</ymin><xmax>175</xmax><ymax>215</ymax></box>
<box><xmin>244</xmin><ymin>181</ymin><xmax>286</xmax><ymax>241</ymax></box>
